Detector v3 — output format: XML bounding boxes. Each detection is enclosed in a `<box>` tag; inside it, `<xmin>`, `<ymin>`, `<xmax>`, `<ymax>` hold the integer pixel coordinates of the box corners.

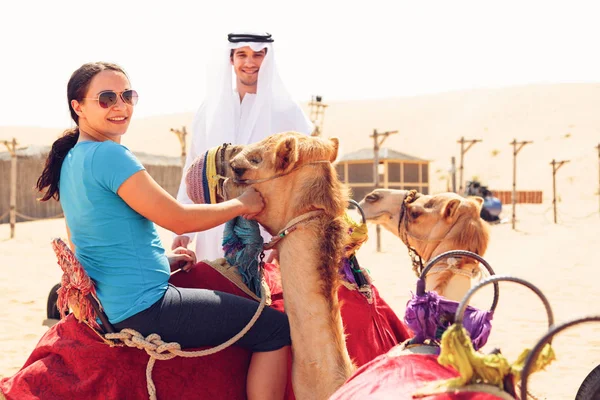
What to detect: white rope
<box><xmin>104</xmin><ymin>276</ymin><xmax>268</xmax><ymax>400</ymax></box>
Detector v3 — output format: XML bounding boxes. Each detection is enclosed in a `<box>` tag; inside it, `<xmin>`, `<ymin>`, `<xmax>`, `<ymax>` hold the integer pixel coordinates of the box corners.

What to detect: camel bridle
<box><xmin>397</xmin><ymin>191</ymin><xmax>483</xmax><ymax>280</ymax></box>
<box><xmin>397</xmin><ymin>190</ymin><xmax>426</xmax><ymax>276</ymax></box>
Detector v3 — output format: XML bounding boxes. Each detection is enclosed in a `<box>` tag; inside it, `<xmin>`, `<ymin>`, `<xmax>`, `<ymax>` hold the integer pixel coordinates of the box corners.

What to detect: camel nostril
<box><xmin>233</xmin><ymin>167</ymin><xmax>247</xmax><ymax>177</ymax></box>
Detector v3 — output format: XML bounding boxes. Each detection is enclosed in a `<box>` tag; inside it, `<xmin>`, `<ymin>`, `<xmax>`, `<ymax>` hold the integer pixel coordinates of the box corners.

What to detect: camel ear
<box><xmin>470</xmin><ymin>196</ymin><xmax>484</xmax><ymax>211</ymax></box>
<box><xmin>275</xmin><ymin>136</ymin><xmax>298</xmax><ymax>172</ymax></box>
<box><xmin>442</xmin><ymin>198</ymin><xmax>461</xmax><ymax>220</ymax></box>
<box><xmin>329</xmin><ymin>138</ymin><xmax>340</xmax><ymax>162</ymax></box>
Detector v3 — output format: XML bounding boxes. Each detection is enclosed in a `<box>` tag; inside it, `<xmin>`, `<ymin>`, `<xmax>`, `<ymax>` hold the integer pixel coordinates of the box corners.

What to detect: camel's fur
<box><xmin>224</xmin><ymin>132</ymin><xmax>354</xmax><ymax>400</ymax></box>
<box><xmin>359</xmin><ymin>189</ymin><xmax>490</xmax><ymax>302</ymax></box>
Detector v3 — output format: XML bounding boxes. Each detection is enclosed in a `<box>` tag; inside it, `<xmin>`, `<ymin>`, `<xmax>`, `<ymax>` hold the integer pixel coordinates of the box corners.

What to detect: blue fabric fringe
<box><xmin>222</xmin><ymin>217</ymin><xmax>264</xmax><ymax>297</ymax></box>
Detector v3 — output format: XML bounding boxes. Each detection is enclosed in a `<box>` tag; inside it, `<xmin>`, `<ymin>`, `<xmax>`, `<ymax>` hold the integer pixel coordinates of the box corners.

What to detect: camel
<box><xmin>223</xmin><ymin>132</ymin><xmax>355</xmax><ymax>399</ymax></box>
<box><xmin>359</xmin><ymin>189</ymin><xmax>490</xmax><ymax>302</ymax></box>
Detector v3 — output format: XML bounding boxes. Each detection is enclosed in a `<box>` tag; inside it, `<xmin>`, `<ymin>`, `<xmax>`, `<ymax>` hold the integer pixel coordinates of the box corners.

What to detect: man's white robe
<box><xmin>175</xmin><ymin>90</ymin><xmax>313</xmax><ymax>262</ymax></box>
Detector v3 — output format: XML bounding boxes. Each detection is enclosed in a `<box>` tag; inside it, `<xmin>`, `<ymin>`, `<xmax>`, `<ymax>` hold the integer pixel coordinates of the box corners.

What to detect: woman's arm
<box><xmin>117</xmin><ymin>170</ymin><xmax>262</xmax><ymax>235</ymax></box>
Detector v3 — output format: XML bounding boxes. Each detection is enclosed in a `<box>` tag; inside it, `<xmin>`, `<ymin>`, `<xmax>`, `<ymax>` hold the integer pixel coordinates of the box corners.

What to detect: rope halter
<box><xmin>263</xmin><ymin>210</ymin><xmax>325</xmax><ymax>251</ymax></box>
<box><xmin>396</xmin><ymin>189</ymin><xmax>424</xmax><ymax>276</ymax></box>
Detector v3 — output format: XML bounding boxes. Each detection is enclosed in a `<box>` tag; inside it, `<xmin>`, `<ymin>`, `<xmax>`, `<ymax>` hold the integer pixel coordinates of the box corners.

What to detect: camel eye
<box><xmin>365</xmin><ymin>194</ymin><xmax>379</xmax><ymax>203</ymax></box>
<box><xmin>365</xmin><ymin>193</ymin><xmax>380</xmax><ymax>203</ymax></box>
<box><xmin>410</xmin><ymin>209</ymin><xmax>421</xmax><ymax>220</ymax></box>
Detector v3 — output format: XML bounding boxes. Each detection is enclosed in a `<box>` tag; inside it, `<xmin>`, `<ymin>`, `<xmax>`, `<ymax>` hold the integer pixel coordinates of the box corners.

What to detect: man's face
<box><xmin>231</xmin><ymin>46</ymin><xmax>267</xmax><ymax>90</ymax></box>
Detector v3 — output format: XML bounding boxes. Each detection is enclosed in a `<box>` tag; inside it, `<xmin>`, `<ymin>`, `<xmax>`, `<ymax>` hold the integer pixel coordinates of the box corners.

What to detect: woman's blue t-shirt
<box><xmin>59</xmin><ymin>140</ymin><xmax>170</xmax><ymax>323</ymax></box>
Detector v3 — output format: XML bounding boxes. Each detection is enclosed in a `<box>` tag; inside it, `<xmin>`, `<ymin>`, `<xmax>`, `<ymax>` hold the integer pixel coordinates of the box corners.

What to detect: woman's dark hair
<box><xmin>36</xmin><ymin>62</ymin><xmax>127</xmax><ymax>201</ymax></box>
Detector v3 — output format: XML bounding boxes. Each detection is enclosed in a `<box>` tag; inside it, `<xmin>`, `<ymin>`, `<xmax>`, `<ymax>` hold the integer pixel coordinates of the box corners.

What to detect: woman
<box><xmin>36</xmin><ymin>62</ymin><xmax>290</xmax><ymax>400</ymax></box>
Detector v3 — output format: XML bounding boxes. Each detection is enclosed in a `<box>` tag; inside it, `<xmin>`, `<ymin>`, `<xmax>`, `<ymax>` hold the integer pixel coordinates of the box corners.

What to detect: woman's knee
<box><xmin>254</xmin><ymin>308</ymin><xmax>291</xmax><ymax>348</ymax></box>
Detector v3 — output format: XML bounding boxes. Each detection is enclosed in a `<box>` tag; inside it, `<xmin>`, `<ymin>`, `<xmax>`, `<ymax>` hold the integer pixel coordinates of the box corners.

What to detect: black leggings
<box><xmin>113</xmin><ymin>284</ymin><xmax>291</xmax><ymax>352</ymax></box>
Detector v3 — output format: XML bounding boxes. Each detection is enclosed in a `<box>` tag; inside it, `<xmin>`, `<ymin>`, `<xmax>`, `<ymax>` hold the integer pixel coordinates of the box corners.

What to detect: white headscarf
<box><xmin>195</xmin><ymin>31</ymin><xmax>313</xmax><ymax>150</ymax></box>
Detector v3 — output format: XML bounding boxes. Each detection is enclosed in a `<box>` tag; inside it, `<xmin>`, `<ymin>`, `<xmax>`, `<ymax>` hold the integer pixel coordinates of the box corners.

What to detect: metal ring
<box><xmin>455</xmin><ymin>276</ymin><xmax>554</xmax><ymax>334</ymax></box>
<box><xmin>520</xmin><ymin>315</ymin><xmax>600</xmax><ymax>400</ymax></box>
<box><xmin>419</xmin><ymin>250</ymin><xmax>499</xmax><ymax>311</ymax></box>
<box><xmin>348</xmin><ymin>199</ymin><xmax>366</xmax><ymax>225</ymax></box>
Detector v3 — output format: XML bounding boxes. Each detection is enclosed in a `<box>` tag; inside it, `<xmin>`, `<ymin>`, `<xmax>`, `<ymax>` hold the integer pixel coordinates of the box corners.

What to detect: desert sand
<box><xmin>1</xmin><ymin>84</ymin><xmax>600</xmax><ymax>399</ymax></box>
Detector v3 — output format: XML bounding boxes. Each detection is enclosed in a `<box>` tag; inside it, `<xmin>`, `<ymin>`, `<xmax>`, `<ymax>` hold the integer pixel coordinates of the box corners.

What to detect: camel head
<box><xmin>224</xmin><ymin>131</ymin><xmax>348</xmax><ymax>235</ymax></box>
<box><xmin>359</xmin><ymin>189</ymin><xmax>490</xmax><ymax>300</ymax></box>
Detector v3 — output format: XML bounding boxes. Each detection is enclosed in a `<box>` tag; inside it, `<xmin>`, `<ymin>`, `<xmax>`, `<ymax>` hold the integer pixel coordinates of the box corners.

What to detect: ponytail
<box><xmin>36</xmin><ymin>127</ymin><xmax>80</xmax><ymax>201</ymax></box>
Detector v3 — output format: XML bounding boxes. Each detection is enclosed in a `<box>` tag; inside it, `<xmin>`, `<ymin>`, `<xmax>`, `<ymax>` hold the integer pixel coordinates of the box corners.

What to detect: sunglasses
<box><xmin>84</xmin><ymin>89</ymin><xmax>139</xmax><ymax>108</ymax></box>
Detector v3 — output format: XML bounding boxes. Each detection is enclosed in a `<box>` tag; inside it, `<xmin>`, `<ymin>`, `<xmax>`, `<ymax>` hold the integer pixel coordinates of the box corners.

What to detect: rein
<box><xmin>263</xmin><ymin>210</ymin><xmax>325</xmax><ymax>250</ymax></box>
<box><xmin>233</xmin><ymin>160</ymin><xmax>330</xmax><ymax>185</ymax></box>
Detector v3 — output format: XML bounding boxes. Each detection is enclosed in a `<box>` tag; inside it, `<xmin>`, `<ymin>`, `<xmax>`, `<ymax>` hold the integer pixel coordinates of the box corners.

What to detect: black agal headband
<box><xmin>227</xmin><ymin>33</ymin><xmax>274</xmax><ymax>43</ymax></box>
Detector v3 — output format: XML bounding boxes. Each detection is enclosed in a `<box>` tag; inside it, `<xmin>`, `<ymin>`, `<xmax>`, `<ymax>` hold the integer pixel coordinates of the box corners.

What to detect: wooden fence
<box><xmin>0</xmin><ymin>147</ymin><xmax>182</xmax><ymax>224</ymax></box>
<box><xmin>491</xmin><ymin>190</ymin><xmax>543</xmax><ymax>204</ymax></box>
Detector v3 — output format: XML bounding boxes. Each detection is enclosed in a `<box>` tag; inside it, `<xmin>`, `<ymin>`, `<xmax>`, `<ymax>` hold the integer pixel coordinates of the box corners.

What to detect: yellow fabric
<box><xmin>510</xmin><ymin>342</ymin><xmax>556</xmax><ymax>381</ymax></box>
<box><xmin>205</xmin><ymin>147</ymin><xmax>219</xmax><ymax>205</ymax></box>
<box><xmin>418</xmin><ymin>323</ymin><xmax>555</xmax><ymax>393</ymax></box>
<box><xmin>343</xmin><ymin>211</ymin><xmax>369</xmax><ymax>255</ymax></box>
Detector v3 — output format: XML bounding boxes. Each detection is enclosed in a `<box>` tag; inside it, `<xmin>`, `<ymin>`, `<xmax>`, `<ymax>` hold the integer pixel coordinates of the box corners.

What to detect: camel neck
<box><xmin>423</xmin><ymin>242</ymin><xmax>476</xmax><ymax>302</ymax></box>
<box><xmin>278</xmin><ymin>224</ymin><xmax>354</xmax><ymax>399</ymax></box>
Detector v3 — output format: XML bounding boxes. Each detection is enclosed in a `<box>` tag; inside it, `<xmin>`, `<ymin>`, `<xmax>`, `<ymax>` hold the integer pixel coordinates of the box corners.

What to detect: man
<box><xmin>172</xmin><ymin>32</ymin><xmax>313</xmax><ymax>260</ymax></box>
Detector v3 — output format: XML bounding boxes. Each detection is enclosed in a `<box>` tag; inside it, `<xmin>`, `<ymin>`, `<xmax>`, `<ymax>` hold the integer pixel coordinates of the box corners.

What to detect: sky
<box><xmin>1</xmin><ymin>0</ymin><xmax>599</xmax><ymax>128</ymax></box>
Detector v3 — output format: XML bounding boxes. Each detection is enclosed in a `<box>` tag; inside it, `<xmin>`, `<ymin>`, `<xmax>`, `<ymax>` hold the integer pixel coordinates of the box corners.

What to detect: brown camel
<box><xmin>224</xmin><ymin>132</ymin><xmax>355</xmax><ymax>400</ymax></box>
<box><xmin>359</xmin><ymin>189</ymin><xmax>490</xmax><ymax>302</ymax></box>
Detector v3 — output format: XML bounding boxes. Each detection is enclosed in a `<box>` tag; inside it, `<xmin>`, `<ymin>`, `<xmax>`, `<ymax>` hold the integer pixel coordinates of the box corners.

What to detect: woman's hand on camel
<box><xmin>168</xmin><ymin>247</ymin><xmax>197</xmax><ymax>273</ymax></box>
<box><xmin>238</xmin><ymin>187</ymin><xmax>265</xmax><ymax>220</ymax></box>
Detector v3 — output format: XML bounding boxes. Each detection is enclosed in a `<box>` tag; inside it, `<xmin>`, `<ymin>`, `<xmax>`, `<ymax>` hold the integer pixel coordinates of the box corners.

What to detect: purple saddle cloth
<box><xmin>404</xmin><ymin>279</ymin><xmax>493</xmax><ymax>351</ymax></box>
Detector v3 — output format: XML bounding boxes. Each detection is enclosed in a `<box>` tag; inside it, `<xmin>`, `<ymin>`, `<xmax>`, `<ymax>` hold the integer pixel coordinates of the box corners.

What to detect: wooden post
<box><xmin>371</xmin><ymin>129</ymin><xmax>398</xmax><ymax>252</ymax></box>
<box><xmin>457</xmin><ymin>137</ymin><xmax>482</xmax><ymax>193</ymax></box>
<box><xmin>170</xmin><ymin>127</ymin><xmax>188</xmax><ymax>168</ymax></box>
<box><xmin>510</xmin><ymin>139</ymin><xmax>533</xmax><ymax>230</ymax></box>
<box><xmin>308</xmin><ymin>95</ymin><xmax>328</xmax><ymax>137</ymax></box>
<box><xmin>3</xmin><ymin>138</ymin><xmax>18</xmax><ymax>239</ymax></box>
<box><xmin>550</xmin><ymin>159</ymin><xmax>569</xmax><ymax>224</ymax></box>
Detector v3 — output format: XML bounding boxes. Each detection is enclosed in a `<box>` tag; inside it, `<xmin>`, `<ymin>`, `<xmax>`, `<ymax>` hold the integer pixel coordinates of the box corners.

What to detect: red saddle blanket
<box><xmin>330</xmin><ymin>353</ymin><xmax>511</xmax><ymax>400</ymax></box>
<box><xmin>1</xmin><ymin>261</ymin><xmax>410</xmax><ymax>400</ymax></box>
